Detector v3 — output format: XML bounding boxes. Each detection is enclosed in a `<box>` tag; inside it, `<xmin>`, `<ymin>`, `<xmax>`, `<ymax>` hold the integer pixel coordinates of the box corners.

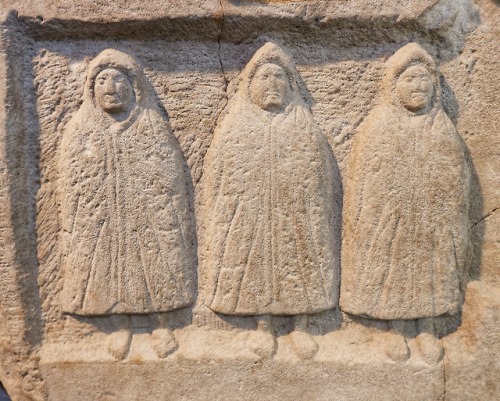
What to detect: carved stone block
<box><xmin>0</xmin><ymin>1</ymin><xmax>497</xmax><ymax>400</ymax></box>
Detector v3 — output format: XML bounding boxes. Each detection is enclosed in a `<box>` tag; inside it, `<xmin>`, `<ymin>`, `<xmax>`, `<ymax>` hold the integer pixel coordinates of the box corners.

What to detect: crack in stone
<box><xmin>471</xmin><ymin>206</ymin><xmax>500</xmax><ymax>228</ymax></box>
<box><xmin>194</xmin><ymin>0</ymin><xmax>229</xmax><ymax>187</ymax></box>
<box><xmin>217</xmin><ymin>0</ymin><xmax>228</xmax><ymax>95</ymax></box>
<box><xmin>443</xmin><ymin>344</ymin><xmax>447</xmax><ymax>401</ymax></box>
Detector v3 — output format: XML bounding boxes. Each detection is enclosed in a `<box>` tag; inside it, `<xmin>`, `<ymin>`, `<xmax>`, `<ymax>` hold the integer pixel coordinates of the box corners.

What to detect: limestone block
<box><xmin>443</xmin><ymin>281</ymin><xmax>500</xmax><ymax>401</ymax></box>
<box><xmin>0</xmin><ymin>1</ymin><xmax>497</xmax><ymax>400</ymax></box>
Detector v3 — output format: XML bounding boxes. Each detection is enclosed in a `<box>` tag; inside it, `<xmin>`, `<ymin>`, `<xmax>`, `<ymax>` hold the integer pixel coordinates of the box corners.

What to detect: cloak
<box><xmin>340</xmin><ymin>43</ymin><xmax>470</xmax><ymax>320</ymax></box>
<box><xmin>203</xmin><ymin>43</ymin><xmax>340</xmax><ymax>316</ymax></box>
<box><xmin>59</xmin><ymin>49</ymin><xmax>196</xmax><ymax>316</ymax></box>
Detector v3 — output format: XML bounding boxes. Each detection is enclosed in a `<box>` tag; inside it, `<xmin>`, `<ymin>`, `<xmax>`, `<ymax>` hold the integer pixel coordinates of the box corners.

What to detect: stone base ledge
<box><xmin>41</xmin><ymin>358</ymin><xmax>444</xmax><ymax>401</ymax></box>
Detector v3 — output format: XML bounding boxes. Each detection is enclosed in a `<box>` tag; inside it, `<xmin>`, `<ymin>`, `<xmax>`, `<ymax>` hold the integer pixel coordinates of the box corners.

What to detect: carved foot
<box><xmin>247</xmin><ymin>330</ymin><xmax>277</xmax><ymax>359</ymax></box>
<box><xmin>416</xmin><ymin>332</ymin><xmax>444</xmax><ymax>364</ymax></box>
<box><xmin>383</xmin><ymin>331</ymin><xmax>410</xmax><ymax>362</ymax></box>
<box><xmin>107</xmin><ymin>329</ymin><xmax>132</xmax><ymax>361</ymax></box>
<box><xmin>290</xmin><ymin>330</ymin><xmax>318</xmax><ymax>360</ymax></box>
<box><xmin>151</xmin><ymin>328</ymin><xmax>178</xmax><ymax>358</ymax></box>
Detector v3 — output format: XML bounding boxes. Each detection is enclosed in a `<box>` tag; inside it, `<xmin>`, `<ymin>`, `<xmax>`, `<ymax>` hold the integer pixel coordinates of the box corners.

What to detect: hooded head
<box><xmin>82</xmin><ymin>49</ymin><xmax>157</xmax><ymax>122</ymax></box>
<box><xmin>383</xmin><ymin>43</ymin><xmax>441</xmax><ymax>114</ymax></box>
<box><xmin>233</xmin><ymin>42</ymin><xmax>305</xmax><ymax>113</ymax></box>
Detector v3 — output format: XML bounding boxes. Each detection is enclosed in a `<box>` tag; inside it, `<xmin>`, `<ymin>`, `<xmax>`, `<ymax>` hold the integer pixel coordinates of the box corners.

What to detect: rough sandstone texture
<box><xmin>0</xmin><ymin>1</ymin><xmax>498</xmax><ymax>400</ymax></box>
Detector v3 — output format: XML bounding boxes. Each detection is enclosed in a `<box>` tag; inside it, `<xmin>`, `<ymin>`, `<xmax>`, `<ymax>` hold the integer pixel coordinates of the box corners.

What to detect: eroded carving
<box><xmin>58</xmin><ymin>49</ymin><xmax>196</xmax><ymax>359</ymax></box>
<box><xmin>201</xmin><ymin>42</ymin><xmax>340</xmax><ymax>359</ymax></box>
<box><xmin>340</xmin><ymin>43</ymin><xmax>471</xmax><ymax>363</ymax></box>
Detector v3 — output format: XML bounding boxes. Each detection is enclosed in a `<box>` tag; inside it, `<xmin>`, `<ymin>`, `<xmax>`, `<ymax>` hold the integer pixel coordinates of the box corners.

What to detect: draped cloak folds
<box><xmin>59</xmin><ymin>49</ymin><xmax>196</xmax><ymax>316</ymax></box>
<box><xmin>202</xmin><ymin>43</ymin><xmax>340</xmax><ymax>316</ymax></box>
<box><xmin>340</xmin><ymin>43</ymin><xmax>470</xmax><ymax>320</ymax></box>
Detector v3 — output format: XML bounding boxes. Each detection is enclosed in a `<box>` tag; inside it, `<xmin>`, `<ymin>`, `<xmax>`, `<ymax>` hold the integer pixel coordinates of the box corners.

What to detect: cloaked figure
<box><xmin>202</xmin><ymin>42</ymin><xmax>340</xmax><ymax>359</ymax></box>
<box><xmin>59</xmin><ymin>49</ymin><xmax>196</xmax><ymax>359</ymax></box>
<box><xmin>340</xmin><ymin>43</ymin><xmax>470</xmax><ymax>364</ymax></box>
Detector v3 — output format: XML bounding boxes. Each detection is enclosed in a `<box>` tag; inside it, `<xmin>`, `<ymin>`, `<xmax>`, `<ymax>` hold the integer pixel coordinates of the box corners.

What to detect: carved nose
<box><xmin>104</xmin><ymin>80</ymin><xmax>116</xmax><ymax>94</ymax></box>
<box><xmin>268</xmin><ymin>79</ymin><xmax>280</xmax><ymax>91</ymax></box>
<box><xmin>417</xmin><ymin>80</ymin><xmax>428</xmax><ymax>91</ymax></box>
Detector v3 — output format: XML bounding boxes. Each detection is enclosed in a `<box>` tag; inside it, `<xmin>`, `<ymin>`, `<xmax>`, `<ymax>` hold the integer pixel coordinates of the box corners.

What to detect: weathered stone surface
<box><xmin>59</xmin><ymin>49</ymin><xmax>196</xmax><ymax>318</ymax></box>
<box><xmin>341</xmin><ymin>42</ymin><xmax>470</xmax><ymax>322</ymax></box>
<box><xmin>40</xmin><ymin>360</ymin><xmax>445</xmax><ymax>401</ymax></box>
<box><xmin>0</xmin><ymin>0</ymin><xmax>498</xmax><ymax>400</ymax></box>
<box><xmin>443</xmin><ymin>281</ymin><xmax>500</xmax><ymax>400</ymax></box>
<box><xmin>200</xmin><ymin>41</ymin><xmax>341</xmax><ymax>360</ymax></box>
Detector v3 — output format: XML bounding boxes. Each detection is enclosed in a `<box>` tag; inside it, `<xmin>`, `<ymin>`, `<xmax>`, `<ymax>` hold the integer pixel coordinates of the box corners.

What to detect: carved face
<box><xmin>94</xmin><ymin>68</ymin><xmax>135</xmax><ymax>115</ymax></box>
<box><xmin>395</xmin><ymin>64</ymin><xmax>434</xmax><ymax>112</ymax></box>
<box><xmin>250</xmin><ymin>63</ymin><xmax>290</xmax><ymax>112</ymax></box>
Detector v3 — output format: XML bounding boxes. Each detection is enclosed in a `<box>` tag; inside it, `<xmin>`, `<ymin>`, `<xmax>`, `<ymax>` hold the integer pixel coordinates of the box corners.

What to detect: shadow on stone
<box><xmin>0</xmin><ymin>383</ymin><xmax>11</xmax><ymax>401</ymax></box>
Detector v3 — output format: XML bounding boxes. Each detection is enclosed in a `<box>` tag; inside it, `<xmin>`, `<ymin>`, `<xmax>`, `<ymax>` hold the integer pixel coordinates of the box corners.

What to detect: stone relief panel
<box><xmin>6</xmin><ymin>21</ymin><xmax>482</xmax><ymax>401</ymax></box>
<box><xmin>57</xmin><ymin>49</ymin><xmax>197</xmax><ymax>359</ymax></box>
<box><xmin>1</xmin><ymin>1</ymin><xmax>497</xmax><ymax>399</ymax></box>
<box><xmin>30</xmin><ymin>39</ymin><xmax>476</xmax><ymax>367</ymax></box>
<box><xmin>200</xmin><ymin>42</ymin><xmax>341</xmax><ymax>359</ymax></box>
<box><xmin>340</xmin><ymin>43</ymin><xmax>471</xmax><ymax>363</ymax></box>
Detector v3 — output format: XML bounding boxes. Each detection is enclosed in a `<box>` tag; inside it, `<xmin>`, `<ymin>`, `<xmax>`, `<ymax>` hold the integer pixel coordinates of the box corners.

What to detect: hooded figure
<box><xmin>59</xmin><ymin>49</ymin><xmax>196</xmax><ymax>358</ymax></box>
<box><xmin>202</xmin><ymin>42</ymin><xmax>340</xmax><ymax>359</ymax></box>
<box><xmin>340</xmin><ymin>43</ymin><xmax>470</xmax><ymax>363</ymax></box>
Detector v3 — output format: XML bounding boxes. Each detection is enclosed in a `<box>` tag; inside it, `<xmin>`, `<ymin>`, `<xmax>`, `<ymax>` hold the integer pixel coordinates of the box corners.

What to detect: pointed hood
<box><xmin>383</xmin><ymin>42</ymin><xmax>442</xmax><ymax>111</ymax></box>
<box><xmin>83</xmin><ymin>48</ymin><xmax>157</xmax><ymax>111</ymax></box>
<box><xmin>231</xmin><ymin>42</ymin><xmax>305</xmax><ymax>109</ymax></box>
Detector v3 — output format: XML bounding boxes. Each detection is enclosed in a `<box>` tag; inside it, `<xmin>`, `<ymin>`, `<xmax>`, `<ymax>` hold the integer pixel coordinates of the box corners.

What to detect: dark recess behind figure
<box><xmin>0</xmin><ymin>383</ymin><xmax>11</xmax><ymax>401</ymax></box>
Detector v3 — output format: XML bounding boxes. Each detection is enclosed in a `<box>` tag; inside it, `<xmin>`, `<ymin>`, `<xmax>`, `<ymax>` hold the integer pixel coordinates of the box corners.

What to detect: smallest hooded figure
<box><xmin>59</xmin><ymin>49</ymin><xmax>196</xmax><ymax>360</ymax></box>
<box><xmin>202</xmin><ymin>42</ymin><xmax>341</xmax><ymax>359</ymax></box>
<box><xmin>340</xmin><ymin>43</ymin><xmax>470</xmax><ymax>364</ymax></box>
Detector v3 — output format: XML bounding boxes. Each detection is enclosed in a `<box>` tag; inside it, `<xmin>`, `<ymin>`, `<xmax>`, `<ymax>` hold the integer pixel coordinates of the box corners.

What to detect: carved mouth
<box><xmin>411</xmin><ymin>93</ymin><xmax>427</xmax><ymax>101</ymax></box>
<box><xmin>104</xmin><ymin>96</ymin><xmax>121</xmax><ymax>102</ymax></box>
